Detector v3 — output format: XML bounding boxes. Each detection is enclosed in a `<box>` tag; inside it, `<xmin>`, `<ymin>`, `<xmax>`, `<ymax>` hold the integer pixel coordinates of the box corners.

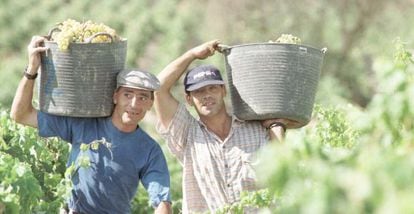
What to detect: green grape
<box><xmin>50</xmin><ymin>19</ymin><xmax>121</xmax><ymax>50</ymax></box>
<box><xmin>78</xmin><ymin>155</ymin><xmax>91</xmax><ymax>168</ymax></box>
<box><xmin>65</xmin><ymin>163</ymin><xmax>76</xmax><ymax>178</ymax></box>
<box><xmin>90</xmin><ymin>142</ymin><xmax>100</xmax><ymax>151</ymax></box>
<box><xmin>80</xmin><ymin>143</ymin><xmax>89</xmax><ymax>152</ymax></box>
<box><xmin>269</xmin><ymin>34</ymin><xmax>302</xmax><ymax>44</ymax></box>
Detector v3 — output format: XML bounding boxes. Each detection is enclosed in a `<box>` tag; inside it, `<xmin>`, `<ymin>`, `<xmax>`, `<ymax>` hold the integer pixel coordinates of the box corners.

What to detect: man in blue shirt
<box><xmin>10</xmin><ymin>36</ymin><xmax>172</xmax><ymax>214</ymax></box>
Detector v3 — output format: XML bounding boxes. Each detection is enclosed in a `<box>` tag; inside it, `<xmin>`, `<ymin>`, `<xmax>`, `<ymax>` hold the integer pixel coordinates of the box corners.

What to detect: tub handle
<box><xmin>45</xmin><ymin>27</ymin><xmax>114</xmax><ymax>43</ymax></box>
<box><xmin>85</xmin><ymin>32</ymin><xmax>114</xmax><ymax>43</ymax></box>
<box><xmin>217</xmin><ymin>44</ymin><xmax>231</xmax><ymax>53</ymax></box>
<box><xmin>45</xmin><ymin>27</ymin><xmax>61</xmax><ymax>40</ymax></box>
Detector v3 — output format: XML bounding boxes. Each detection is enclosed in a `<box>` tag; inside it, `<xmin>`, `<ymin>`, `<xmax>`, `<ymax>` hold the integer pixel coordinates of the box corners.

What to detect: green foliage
<box><xmin>0</xmin><ymin>110</ymin><xmax>69</xmax><ymax>213</ymax></box>
<box><xmin>215</xmin><ymin>189</ymin><xmax>274</xmax><ymax>214</ymax></box>
<box><xmin>314</xmin><ymin>105</ymin><xmax>359</xmax><ymax>148</ymax></box>
<box><xmin>361</xmin><ymin>39</ymin><xmax>414</xmax><ymax>145</ymax></box>
<box><xmin>393</xmin><ymin>37</ymin><xmax>414</xmax><ymax>70</ymax></box>
<box><xmin>0</xmin><ymin>152</ymin><xmax>42</xmax><ymax>214</ymax></box>
<box><xmin>255</xmin><ymin>108</ymin><xmax>414</xmax><ymax>213</ymax></box>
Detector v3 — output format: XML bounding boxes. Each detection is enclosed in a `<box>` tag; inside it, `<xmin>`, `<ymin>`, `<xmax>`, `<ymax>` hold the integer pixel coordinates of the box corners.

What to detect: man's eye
<box><xmin>192</xmin><ymin>90</ymin><xmax>202</xmax><ymax>95</ymax></box>
<box><xmin>210</xmin><ymin>85</ymin><xmax>220</xmax><ymax>90</ymax></box>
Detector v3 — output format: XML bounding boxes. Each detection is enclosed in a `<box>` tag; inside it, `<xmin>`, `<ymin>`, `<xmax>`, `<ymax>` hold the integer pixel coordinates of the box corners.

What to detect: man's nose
<box><xmin>130</xmin><ymin>96</ymin><xmax>139</xmax><ymax>107</ymax></box>
<box><xmin>202</xmin><ymin>94</ymin><xmax>212</xmax><ymax>100</ymax></box>
<box><xmin>205</xmin><ymin>90</ymin><xmax>214</xmax><ymax>97</ymax></box>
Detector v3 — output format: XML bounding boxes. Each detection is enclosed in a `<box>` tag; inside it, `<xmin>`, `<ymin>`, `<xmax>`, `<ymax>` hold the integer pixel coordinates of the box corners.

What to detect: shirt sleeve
<box><xmin>140</xmin><ymin>143</ymin><xmax>171</xmax><ymax>208</ymax></box>
<box><xmin>156</xmin><ymin>103</ymin><xmax>197</xmax><ymax>162</ymax></box>
<box><xmin>37</xmin><ymin>111</ymin><xmax>74</xmax><ymax>142</ymax></box>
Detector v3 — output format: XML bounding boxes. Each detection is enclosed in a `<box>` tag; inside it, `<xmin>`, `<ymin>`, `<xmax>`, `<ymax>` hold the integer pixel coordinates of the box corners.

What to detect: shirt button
<box><xmin>225</xmin><ymin>164</ymin><xmax>228</xmax><ymax>168</ymax></box>
<box><xmin>227</xmin><ymin>184</ymin><xmax>231</xmax><ymax>187</ymax></box>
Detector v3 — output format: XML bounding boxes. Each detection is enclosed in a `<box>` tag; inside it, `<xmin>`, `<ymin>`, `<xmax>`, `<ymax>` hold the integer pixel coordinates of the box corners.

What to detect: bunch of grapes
<box><xmin>50</xmin><ymin>19</ymin><xmax>121</xmax><ymax>50</ymax></box>
<box><xmin>269</xmin><ymin>34</ymin><xmax>302</xmax><ymax>44</ymax></box>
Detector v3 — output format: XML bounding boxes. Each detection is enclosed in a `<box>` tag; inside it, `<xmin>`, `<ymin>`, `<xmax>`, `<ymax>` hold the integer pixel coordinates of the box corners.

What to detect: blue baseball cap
<box><xmin>184</xmin><ymin>65</ymin><xmax>225</xmax><ymax>92</ymax></box>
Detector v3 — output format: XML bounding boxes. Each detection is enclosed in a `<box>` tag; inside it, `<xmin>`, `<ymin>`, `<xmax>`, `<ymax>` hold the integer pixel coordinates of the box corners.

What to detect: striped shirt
<box><xmin>157</xmin><ymin>104</ymin><xmax>269</xmax><ymax>213</ymax></box>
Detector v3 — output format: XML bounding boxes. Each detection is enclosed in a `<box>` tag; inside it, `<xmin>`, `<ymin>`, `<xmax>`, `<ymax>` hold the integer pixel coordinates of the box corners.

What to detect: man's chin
<box><xmin>122</xmin><ymin>116</ymin><xmax>137</xmax><ymax>125</ymax></box>
<box><xmin>123</xmin><ymin>114</ymin><xmax>145</xmax><ymax>123</ymax></box>
<box><xmin>199</xmin><ymin>110</ymin><xmax>215</xmax><ymax>117</ymax></box>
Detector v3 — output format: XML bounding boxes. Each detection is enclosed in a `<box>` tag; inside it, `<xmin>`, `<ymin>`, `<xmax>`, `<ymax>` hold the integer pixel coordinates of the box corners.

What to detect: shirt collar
<box><xmin>197</xmin><ymin>114</ymin><xmax>245</xmax><ymax>129</ymax></box>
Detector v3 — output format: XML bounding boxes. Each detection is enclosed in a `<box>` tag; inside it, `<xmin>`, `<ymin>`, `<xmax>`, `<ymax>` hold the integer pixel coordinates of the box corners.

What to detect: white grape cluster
<box><xmin>269</xmin><ymin>34</ymin><xmax>302</xmax><ymax>44</ymax></box>
<box><xmin>50</xmin><ymin>19</ymin><xmax>121</xmax><ymax>50</ymax></box>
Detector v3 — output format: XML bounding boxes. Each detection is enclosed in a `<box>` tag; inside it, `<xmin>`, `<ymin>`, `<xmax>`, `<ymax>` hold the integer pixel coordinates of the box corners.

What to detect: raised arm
<box><xmin>10</xmin><ymin>36</ymin><xmax>48</xmax><ymax>128</ymax></box>
<box><xmin>154</xmin><ymin>40</ymin><xmax>220</xmax><ymax>128</ymax></box>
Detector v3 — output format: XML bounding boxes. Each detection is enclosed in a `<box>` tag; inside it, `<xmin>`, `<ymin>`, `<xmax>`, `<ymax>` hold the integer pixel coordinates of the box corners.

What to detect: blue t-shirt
<box><xmin>38</xmin><ymin>112</ymin><xmax>170</xmax><ymax>214</ymax></box>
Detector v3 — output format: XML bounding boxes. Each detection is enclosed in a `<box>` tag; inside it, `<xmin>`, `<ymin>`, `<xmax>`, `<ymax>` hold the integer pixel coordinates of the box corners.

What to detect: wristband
<box><xmin>23</xmin><ymin>67</ymin><xmax>38</xmax><ymax>80</ymax></box>
<box><xmin>267</xmin><ymin>122</ymin><xmax>287</xmax><ymax>132</ymax></box>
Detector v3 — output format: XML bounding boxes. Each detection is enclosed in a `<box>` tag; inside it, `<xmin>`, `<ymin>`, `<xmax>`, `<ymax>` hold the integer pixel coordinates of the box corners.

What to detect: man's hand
<box><xmin>262</xmin><ymin>118</ymin><xmax>297</xmax><ymax>143</ymax></box>
<box><xmin>262</xmin><ymin>118</ymin><xmax>298</xmax><ymax>130</ymax></box>
<box><xmin>189</xmin><ymin>40</ymin><xmax>220</xmax><ymax>60</ymax></box>
<box><xmin>27</xmin><ymin>36</ymin><xmax>48</xmax><ymax>73</ymax></box>
<box><xmin>262</xmin><ymin>118</ymin><xmax>295</xmax><ymax>128</ymax></box>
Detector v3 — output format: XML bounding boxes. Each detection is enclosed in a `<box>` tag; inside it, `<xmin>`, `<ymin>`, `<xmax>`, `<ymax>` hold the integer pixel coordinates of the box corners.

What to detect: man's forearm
<box><xmin>154</xmin><ymin>201</ymin><xmax>172</xmax><ymax>214</ymax></box>
<box><xmin>11</xmin><ymin>36</ymin><xmax>47</xmax><ymax>127</ymax></box>
<box><xmin>154</xmin><ymin>50</ymin><xmax>196</xmax><ymax>128</ymax></box>
<box><xmin>10</xmin><ymin>66</ymin><xmax>38</xmax><ymax>127</ymax></box>
<box><xmin>157</xmin><ymin>50</ymin><xmax>196</xmax><ymax>92</ymax></box>
<box><xmin>157</xmin><ymin>39</ymin><xmax>219</xmax><ymax>92</ymax></box>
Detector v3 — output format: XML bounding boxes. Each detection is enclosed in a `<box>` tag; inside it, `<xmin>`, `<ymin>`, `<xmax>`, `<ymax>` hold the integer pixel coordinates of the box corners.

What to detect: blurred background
<box><xmin>1</xmin><ymin>0</ymin><xmax>413</xmax><ymax>108</ymax></box>
<box><xmin>1</xmin><ymin>0</ymin><xmax>414</xmax><ymax>213</ymax></box>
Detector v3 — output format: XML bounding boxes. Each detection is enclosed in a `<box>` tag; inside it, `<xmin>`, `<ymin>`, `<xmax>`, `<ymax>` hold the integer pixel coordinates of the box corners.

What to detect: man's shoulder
<box><xmin>231</xmin><ymin>115</ymin><xmax>263</xmax><ymax>127</ymax></box>
<box><xmin>38</xmin><ymin>111</ymin><xmax>106</xmax><ymax>122</ymax></box>
<box><xmin>136</xmin><ymin>128</ymin><xmax>160</xmax><ymax>146</ymax></box>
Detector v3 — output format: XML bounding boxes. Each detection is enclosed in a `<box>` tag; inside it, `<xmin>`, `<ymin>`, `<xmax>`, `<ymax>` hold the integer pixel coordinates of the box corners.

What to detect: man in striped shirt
<box><xmin>154</xmin><ymin>40</ymin><xmax>292</xmax><ymax>213</ymax></box>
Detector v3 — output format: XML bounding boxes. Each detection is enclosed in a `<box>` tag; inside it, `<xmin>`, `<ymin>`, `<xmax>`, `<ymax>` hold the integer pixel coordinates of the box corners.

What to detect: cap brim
<box><xmin>186</xmin><ymin>80</ymin><xmax>225</xmax><ymax>91</ymax></box>
<box><xmin>117</xmin><ymin>84</ymin><xmax>158</xmax><ymax>91</ymax></box>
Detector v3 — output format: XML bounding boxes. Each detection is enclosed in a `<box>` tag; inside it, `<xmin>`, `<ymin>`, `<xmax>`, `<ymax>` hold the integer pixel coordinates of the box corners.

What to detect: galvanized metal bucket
<box><xmin>220</xmin><ymin>43</ymin><xmax>327</xmax><ymax>128</ymax></box>
<box><xmin>39</xmin><ymin>32</ymin><xmax>127</xmax><ymax>117</ymax></box>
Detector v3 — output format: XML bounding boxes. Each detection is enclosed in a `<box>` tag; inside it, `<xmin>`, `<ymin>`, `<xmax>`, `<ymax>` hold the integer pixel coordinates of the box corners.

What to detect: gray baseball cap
<box><xmin>116</xmin><ymin>69</ymin><xmax>160</xmax><ymax>91</ymax></box>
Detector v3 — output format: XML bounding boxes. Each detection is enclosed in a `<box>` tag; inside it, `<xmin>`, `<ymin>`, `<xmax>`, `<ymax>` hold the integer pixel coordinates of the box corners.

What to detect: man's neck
<box><xmin>200</xmin><ymin>112</ymin><xmax>232</xmax><ymax>141</ymax></box>
<box><xmin>111</xmin><ymin>117</ymin><xmax>138</xmax><ymax>133</ymax></box>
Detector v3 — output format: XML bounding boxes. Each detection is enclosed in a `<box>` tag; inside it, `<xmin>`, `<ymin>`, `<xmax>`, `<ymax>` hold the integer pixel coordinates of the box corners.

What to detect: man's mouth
<box><xmin>203</xmin><ymin>101</ymin><xmax>214</xmax><ymax>106</ymax></box>
<box><xmin>126</xmin><ymin>111</ymin><xmax>139</xmax><ymax>116</ymax></box>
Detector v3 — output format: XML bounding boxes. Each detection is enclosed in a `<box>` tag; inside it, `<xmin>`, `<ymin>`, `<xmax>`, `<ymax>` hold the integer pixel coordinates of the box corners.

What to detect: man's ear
<box><xmin>113</xmin><ymin>92</ymin><xmax>118</xmax><ymax>104</ymax></box>
<box><xmin>185</xmin><ymin>94</ymin><xmax>193</xmax><ymax>106</ymax></box>
<box><xmin>146</xmin><ymin>99</ymin><xmax>154</xmax><ymax>110</ymax></box>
